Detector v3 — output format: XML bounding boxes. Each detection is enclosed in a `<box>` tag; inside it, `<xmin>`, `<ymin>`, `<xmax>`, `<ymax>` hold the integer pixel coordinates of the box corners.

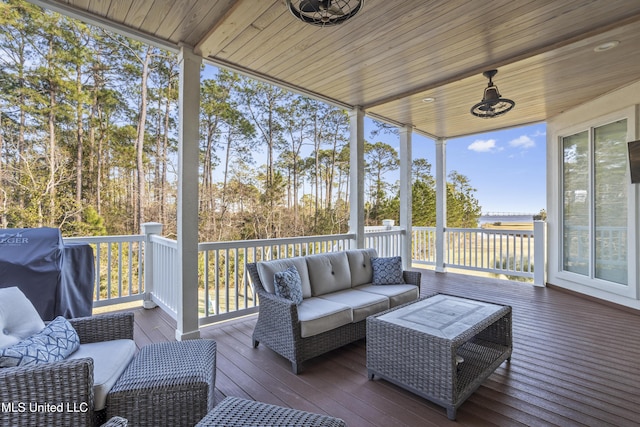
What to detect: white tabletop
<box><xmin>377</xmin><ymin>294</ymin><xmax>504</xmax><ymax>339</ymax></box>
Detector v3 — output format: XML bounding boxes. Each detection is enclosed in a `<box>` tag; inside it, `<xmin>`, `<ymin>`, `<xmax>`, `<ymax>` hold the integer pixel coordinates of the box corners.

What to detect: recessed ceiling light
<box><xmin>594</xmin><ymin>40</ymin><xmax>619</xmax><ymax>52</ymax></box>
<box><xmin>422</xmin><ymin>97</ymin><xmax>435</xmax><ymax>103</ymax></box>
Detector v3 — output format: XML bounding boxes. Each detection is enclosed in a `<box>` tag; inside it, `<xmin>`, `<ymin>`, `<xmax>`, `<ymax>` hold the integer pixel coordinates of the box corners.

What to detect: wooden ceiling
<box><xmin>32</xmin><ymin>0</ymin><xmax>640</xmax><ymax>139</ymax></box>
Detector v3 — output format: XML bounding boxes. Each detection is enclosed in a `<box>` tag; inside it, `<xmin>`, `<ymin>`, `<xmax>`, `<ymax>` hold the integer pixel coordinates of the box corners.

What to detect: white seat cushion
<box><xmin>0</xmin><ymin>287</ymin><xmax>46</xmax><ymax>349</ymax></box>
<box><xmin>67</xmin><ymin>339</ymin><xmax>136</xmax><ymax>411</ymax></box>
<box><xmin>318</xmin><ymin>289</ymin><xmax>389</xmax><ymax>322</ymax></box>
<box><xmin>297</xmin><ymin>297</ymin><xmax>352</xmax><ymax>338</ymax></box>
<box><xmin>355</xmin><ymin>284</ymin><xmax>419</xmax><ymax>308</ymax></box>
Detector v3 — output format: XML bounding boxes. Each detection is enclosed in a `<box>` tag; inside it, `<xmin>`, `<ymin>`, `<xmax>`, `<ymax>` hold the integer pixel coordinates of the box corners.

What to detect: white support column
<box><xmin>533</xmin><ymin>220</ymin><xmax>547</xmax><ymax>286</ymax></box>
<box><xmin>141</xmin><ymin>222</ymin><xmax>162</xmax><ymax>309</ymax></box>
<box><xmin>349</xmin><ymin>107</ymin><xmax>365</xmax><ymax>248</ymax></box>
<box><xmin>399</xmin><ymin>125</ymin><xmax>413</xmax><ymax>270</ymax></box>
<box><xmin>175</xmin><ymin>46</ymin><xmax>201</xmax><ymax>341</ymax></box>
<box><xmin>435</xmin><ymin>138</ymin><xmax>447</xmax><ymax>273</ymax></box>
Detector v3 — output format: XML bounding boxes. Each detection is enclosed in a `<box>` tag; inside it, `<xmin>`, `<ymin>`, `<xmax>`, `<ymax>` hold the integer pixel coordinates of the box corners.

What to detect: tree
<box><xmin>364</xmin><ymin>141</ymin><xmax>399</xmax><ymax>225</ymax></box>
<box><xmin>0</xmin><ymin>2</ymin><xmax>488</xmax><ymax>243</ymax></box>
<box><xmin>446</xmin><ymin>171</ymin><xmax>481</xmax><ymax>227</ymax></box>
<box><xmin>237</xmin><ymin>77</ymin><xmax>290</xmax><ymax>237</ymax></box>
<box><xmin>199</xmin><ymin>70</ymin><xmax>254</xmax><ymax>239</ymax></box>
<box><xmin>411</xmin><ymin>158</ymin><xmax>436</xmax><ymax>226</ymax></box>
<box><xmin>148</xmin><ymin>53</ymin><xmax>178</xmax><ymax>226</ymax></box>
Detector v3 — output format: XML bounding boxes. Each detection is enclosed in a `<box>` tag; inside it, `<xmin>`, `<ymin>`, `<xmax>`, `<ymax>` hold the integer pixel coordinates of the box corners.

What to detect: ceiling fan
<box><xmin>470</xmin><ymin>69</ymin><xmax>515</xmax><ymax>119</ymax></box>
<box><xmin>286</xmin><ymin>0</ymin><xmax>364</xmax><ymax>26</ymax></box>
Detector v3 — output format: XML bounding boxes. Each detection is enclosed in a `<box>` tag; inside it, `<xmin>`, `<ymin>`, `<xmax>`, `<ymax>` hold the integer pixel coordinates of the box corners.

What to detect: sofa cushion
<box><xmin>0</xmin><ymin>287</ymin><xmax>46</xmax><ymax>349</ymax></box>
<box><xmin>66</xmin><ymin>339</ymin><xmax>136</xmax><ymax>411</ymax></box>
<box><xmin>318</xmin><ymin>289</ymin><xmax>389</xmax><ymax>323</ymax></box>
<box><xmin>274</xmin><ymin>266</ymin><xmax>303</xmax><ymax>305</ymax></box>
<box><xmin>346</xmin><ymin>248</ymin><xmax>378</xmax><ymax>287</ymax></box>
<box><xmin>355</xmin><ymin>284</ymin><xmax>419</xmax><ymax>308</ymax></box>
<box><xmin>371</xmin><ymin>256</ymin><xmax>405</xmax><ymax>285</ymax></box>
<box><xmin>0</xmin><ymin>316</ymin><xmax>80</xmax><ymax>367</ymax></box>
<box><xmin>306</xmin><ymin>252</ymin><xmax>352</xmax><ymax>296</ymax></box>
<box><xmin>256</xmin><ymin>257</ymin><xmax>312</xmax><ymax>298</ymax></box>
<box><xmin>297</xmin><ymin>297</ymin><xmax>353</xmax><ymax>338</ymax></box>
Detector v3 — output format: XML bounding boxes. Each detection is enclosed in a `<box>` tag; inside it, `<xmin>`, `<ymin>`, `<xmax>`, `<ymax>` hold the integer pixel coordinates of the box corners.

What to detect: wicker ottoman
<box><xmin>106</xmin><ymin>340</ymin><xmax>216</xmax><ymax>427</ymax></box>
<box><xmin>196</xmin><ymin>396</ymin><xmax>346</xmax><ymax>427</ymax></box>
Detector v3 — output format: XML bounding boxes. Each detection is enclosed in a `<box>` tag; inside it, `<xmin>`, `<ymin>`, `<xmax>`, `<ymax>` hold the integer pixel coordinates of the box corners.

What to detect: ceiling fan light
<box><xmin>470</xmin><ymin>69</ymin><xmax>515</xmax><ymax>119</ymax></box>
<box><xmin>286</xmin><ymin>0</ymin><xmax>364</xmax><ymax>26</ymax></box>
<box><xmin>482</xmin><ymin>87</ymin><xmax>501</xmax><ymax>103</ymax></box>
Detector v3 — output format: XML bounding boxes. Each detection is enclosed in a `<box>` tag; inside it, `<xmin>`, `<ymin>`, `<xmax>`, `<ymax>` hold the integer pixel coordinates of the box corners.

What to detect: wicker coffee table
<box><xmin>367</xmin><ymin>293</ymin><xmax>512</xmax><ymax>420</ymax></box>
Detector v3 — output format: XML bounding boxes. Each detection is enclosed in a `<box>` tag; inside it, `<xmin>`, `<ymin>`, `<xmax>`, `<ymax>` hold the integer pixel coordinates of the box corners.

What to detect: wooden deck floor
<box><xmin>129</xmin><ymin>270</ymin><xmax>640</xmax><ymax>427</ymax></box>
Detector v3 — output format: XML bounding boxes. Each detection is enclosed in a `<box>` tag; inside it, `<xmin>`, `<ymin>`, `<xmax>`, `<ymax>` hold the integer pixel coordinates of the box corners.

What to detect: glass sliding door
<box><xmin>562</xmin><ymin>131</ymin><xmax>589</xmax><ymax>275</ymax></box>
<box><xmin>593</xmin><ymin>120</ymin><xmax>628</xmax><ymax>284</ymax></box>
<box><xmin>561</xmin><ymin>120</ymin><xmax>628</xmax><ymax>286</ymax></box>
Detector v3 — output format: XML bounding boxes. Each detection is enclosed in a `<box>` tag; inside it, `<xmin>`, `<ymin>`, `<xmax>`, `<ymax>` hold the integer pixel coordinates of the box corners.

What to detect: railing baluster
<box><xmin>70</xmin><ymin>225</ymin><xmax>537</xmax><ymax>326</ymax></box>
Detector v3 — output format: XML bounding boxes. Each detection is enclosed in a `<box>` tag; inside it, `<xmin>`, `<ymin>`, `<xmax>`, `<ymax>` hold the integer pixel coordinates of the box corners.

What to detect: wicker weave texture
<box><xmin>196</xmin><ymin>396</ymin><xmax>346</xmax><ymax>427</ymax></box>
<box><xmin>247</xmin><ymin>261</ymin><xmax>421</xmax><ymax>373</ymax></box>
<box><xmin>106</xmin><ymin>339</ymin><xmax>216</xmax><ymax>427</ymax></box>
<box><xmin>367</xmin><ymin>295</ymin><xmax>512</xmax><ymax>420</ymax></box>
<box><xmin>0</xmin><ymin>358</ymin><xmax>95</xmax><ymax>427</ymax></box>
<box><xmin>70</xmin><ymin>312</ymin><xmax>134</xmax><ymax>343</ymax></box>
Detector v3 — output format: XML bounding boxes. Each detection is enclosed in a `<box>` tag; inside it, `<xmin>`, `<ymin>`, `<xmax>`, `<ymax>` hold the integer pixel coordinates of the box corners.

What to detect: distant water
<box><xmin>478</xmin><ymin>214</ymin><xmax>534</xmax><ymax>225</ymax></box>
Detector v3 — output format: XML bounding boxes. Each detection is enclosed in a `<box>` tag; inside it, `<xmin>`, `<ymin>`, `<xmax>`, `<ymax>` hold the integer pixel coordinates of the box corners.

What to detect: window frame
<box><xmin>555</xmin><ymin>107</ymin><xmax>638</xmax><ymax>298</ymax></box>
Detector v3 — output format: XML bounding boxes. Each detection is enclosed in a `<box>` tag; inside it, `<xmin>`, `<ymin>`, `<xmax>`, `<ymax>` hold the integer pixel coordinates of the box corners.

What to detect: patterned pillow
<box><xmin>371</xmin><ymin>256</ymin><xmax>405</xmax><ymax>285</ymax></box>
<box><xmin>0</xmin><ymin>316</ymin><xmax>80</xmax><ymax>368</ymax></box>
<box><xmin>274</xmin><ymin>266</ymin><xmax>304</xmax><ymax>305</ymax></box>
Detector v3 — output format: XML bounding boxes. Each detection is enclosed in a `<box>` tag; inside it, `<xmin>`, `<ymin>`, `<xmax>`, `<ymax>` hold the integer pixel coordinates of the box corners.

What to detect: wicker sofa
<box><xmin>247</xmin><ymin>248</ymin><xmax>421</xmax><ymax>373</ymax></box>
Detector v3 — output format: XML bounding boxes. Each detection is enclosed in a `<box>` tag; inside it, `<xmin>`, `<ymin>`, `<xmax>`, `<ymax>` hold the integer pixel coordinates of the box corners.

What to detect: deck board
<box><xmin>125</xmin><ymin>269</ymin><xmax>640</xmax><ymax>426</ymax></box>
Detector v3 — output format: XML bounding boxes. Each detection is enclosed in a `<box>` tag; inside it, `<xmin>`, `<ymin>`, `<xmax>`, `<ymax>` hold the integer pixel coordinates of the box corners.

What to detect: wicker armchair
<box><xmin>0</xmin><ymin>312</ymin><xmax>134</xmax><ymax>427</ymax></box>
<box><xmin>247</xmin><ymin>262</ymin><xmax>421</xmax><ymax>374</ymax></box>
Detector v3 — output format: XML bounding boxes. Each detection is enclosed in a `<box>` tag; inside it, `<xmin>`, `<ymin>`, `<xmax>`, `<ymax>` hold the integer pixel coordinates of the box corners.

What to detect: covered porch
<box><xmin>26</xmin><ymin>0</ymin><xmax>640</xmax><ymax>340</ymax></box>
<box><xmin>8</xmin><ymin>0</ymin><xmax>640</xmax><ymax>424</ymax></box>
<box><xmin>131</xmin><ymin>269</ymin><xmax>640</xmax><ymax>426</ymax></box>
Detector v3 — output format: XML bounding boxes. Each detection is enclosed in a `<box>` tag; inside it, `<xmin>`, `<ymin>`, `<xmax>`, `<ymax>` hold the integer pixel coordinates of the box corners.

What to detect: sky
<box><xmin>368</xmin><ymin>120</ymin><xmax>547</xmax><ymax>215</ymax></box>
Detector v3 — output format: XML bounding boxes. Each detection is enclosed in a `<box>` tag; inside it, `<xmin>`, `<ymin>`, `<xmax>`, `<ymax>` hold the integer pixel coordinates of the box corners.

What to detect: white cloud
<box><xmin>468</xmin><ymin>139</ymin><xmax>497</xmax><ymax>152</ymax></box>
<box><xmin>532</xmin><ymin>129</ymin><xmax>546</xmax><ymax>137</ymax></box>
<box><xmin>509</xmin><ymin>135</ymin><xmax>535</xmax><ymax>149</ymax></box>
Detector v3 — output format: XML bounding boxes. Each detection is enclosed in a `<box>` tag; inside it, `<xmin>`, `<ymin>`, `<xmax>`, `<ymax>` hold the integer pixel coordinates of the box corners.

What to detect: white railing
<box><xmin>412</xmin><ymin>227</ymin><xmax>437</xmax><ymax>266</ymax></box>
<box><xmin>71</xmin><ymin>222</ymin><xmax>545</xmax><ymax>326</ymax></box>
<box><xmin>364</xmin><ymin>226</ymin><xmax>404</xmax><ymax>257</ymax></box>
<box><xmin>445</xmin><ymin>227</ymin><xmax>535</xmax><ymax>279</ymax></box>
<box><xmin>63</xmin><ymin>234</ymin><xmax>145</xmax><ymax>307</ymax></box>
<box><xmin>413</xmin><ymin>222</ymin><xmax>545</xmax><ymax>283</ymax></box>
<box><xmin>197</xmin><ymin>233</ymin><xmax>356</xmax><ymax>325</ymax></box>
<box><xmin>147</xmin><ymin>235</ymin><xmax>179</xmax><ymax>318</ymax></box>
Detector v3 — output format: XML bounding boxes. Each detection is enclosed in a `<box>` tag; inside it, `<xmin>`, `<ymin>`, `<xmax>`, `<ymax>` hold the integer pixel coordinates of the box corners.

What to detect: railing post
<box><xmin>141</xmin><ymin>222</ymin><xmax>163</xmax><ymax>309</ymax></box>
<box><xmin>533</xmin><ymin>220</ymin><xmax>546</xmax><ymax>286</ymax></box>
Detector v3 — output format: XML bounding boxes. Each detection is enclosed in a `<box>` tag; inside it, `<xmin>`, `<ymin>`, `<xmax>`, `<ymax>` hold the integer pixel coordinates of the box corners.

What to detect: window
<box><xmin>562</xmin><ymin>120</ymin><xmax>628</xmax><ymax>285</ymax></box>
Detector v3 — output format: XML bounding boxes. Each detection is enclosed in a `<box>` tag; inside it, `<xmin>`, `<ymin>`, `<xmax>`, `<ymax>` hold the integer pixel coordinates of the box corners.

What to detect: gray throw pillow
<box><xmin>371</xmin><ymin>256</ymin><xmax>405</xmax><ymax>285</ymax></box>
<box><xmin>0</xmin><ymin>316</ymin><xmax>80</xmax><ymax>367</ymax></box>
<box><xmin>274</xmin><ymin>266</ymin><xmax>304</xmax><ymax>305</ymax></box>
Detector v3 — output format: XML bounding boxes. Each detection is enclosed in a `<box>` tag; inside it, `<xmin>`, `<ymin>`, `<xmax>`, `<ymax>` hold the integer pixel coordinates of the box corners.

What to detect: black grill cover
<box><xmin>0</xmin><ymin>227</ymin><xmax>94</xmax><ymax>320</ymax></box>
